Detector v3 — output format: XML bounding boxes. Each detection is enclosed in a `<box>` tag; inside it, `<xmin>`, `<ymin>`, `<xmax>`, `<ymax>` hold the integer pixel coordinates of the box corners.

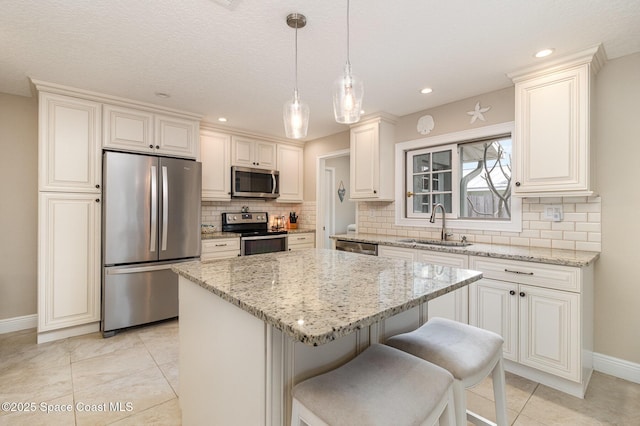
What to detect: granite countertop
<box><xmin>331</xmin><ymin>233</ymin><xmax>599</xmax><ymax>267</ymax></box>
<box><xmin>201</xmin><ymin>228</ymin><xmax>314</xmax><ymax>240</ymax></box>
<box><xmin>172</xmin><ymin>249</ymin><xmax>482</xmax><ymax>346</ymax></box>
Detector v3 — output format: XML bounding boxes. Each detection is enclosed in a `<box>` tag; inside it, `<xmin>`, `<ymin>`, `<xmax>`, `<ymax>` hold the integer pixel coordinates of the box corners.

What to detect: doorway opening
<box><xmin>316</xmin><ymin>149</ymin><xmax>356</xmax><ymax>249</ymax></box>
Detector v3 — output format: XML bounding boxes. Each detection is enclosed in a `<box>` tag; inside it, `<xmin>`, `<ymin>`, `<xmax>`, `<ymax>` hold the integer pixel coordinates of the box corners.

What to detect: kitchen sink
<box><xmin>397</xmin><ymin>238</ymin><xmax>472</xmax><ymax>247</ymax></box>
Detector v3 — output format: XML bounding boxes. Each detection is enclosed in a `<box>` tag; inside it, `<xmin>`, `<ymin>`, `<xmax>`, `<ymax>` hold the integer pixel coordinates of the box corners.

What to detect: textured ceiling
<box><xmin>2</xmin><ymin>0</ymin><xmax>639</xmax><ymax>140</ymax></box>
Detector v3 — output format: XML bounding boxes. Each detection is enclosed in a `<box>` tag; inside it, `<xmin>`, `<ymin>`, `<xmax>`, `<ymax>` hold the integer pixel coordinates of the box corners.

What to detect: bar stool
<box><xmin>386</xmin><ymin>317</ymin><xmax>507</xmax><ymax>426</ymax></box>
<box><xmin>291</xmin><ymin>344</ymin><xmax>455</xmax><ymax>426</ymax></box>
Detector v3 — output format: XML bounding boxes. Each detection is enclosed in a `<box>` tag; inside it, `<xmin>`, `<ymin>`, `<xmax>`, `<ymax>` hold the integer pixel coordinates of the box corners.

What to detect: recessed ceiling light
<box><xmin>420</xmin><ymin>87</ymin><xmax>433</xmax><ymax>94</ymax></box>
<box><xmin>534</xmin><ymin>48</ymin><xmax>555</xmax><ymax>58</ymax></box>
<box><xmin>217</xmin><ymin>117</ymin><xmax>228</xmax><ymax>123</ymax></box>
<box><xmin>154</xmin><ymin>92</ymin><xmax>170</xmax><ymax>98</ymax></box>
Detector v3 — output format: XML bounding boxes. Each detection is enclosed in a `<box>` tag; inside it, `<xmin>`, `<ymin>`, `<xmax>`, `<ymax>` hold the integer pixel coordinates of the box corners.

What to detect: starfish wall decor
<box><xmin>467</xmin><ymin>101</ymin><xmax>491</xmax><ymax>124</ymax></box>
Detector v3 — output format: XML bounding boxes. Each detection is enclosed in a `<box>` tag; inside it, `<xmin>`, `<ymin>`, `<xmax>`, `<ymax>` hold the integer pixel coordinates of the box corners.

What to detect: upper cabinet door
<box><xmin>201</xmin><ymin>130</ymin><xmax>231</xmax><ymax>200</ymax></box>
<box><xmin>349</xmin><ymin>115</ymin><xmax>396</xmax><ymax>201</ymax></box>
<box><xmin>231</xmin><ymin>136</ymin><xmax>277</xmax><ymax>170</ymax></box>
<box><xmin>155</xmin><ymin>114</ymin><xmax>198</xmax><ymax>159</ymax></box>
<box><xmin>103</xmin><ymin>104</ymin><xmax>154</xmax><ymax>153</ymax></box>
<box><xmin>276</xmin><ymin>144</ymin><xmax>303</xmax><ymax>203</ymax></box>
<box><xmin>509</xmin><ymin>46</ymin><xmax>604</xmax><ymax>197</ymax></box>
<box><xmin>39</xmin><ymin>92</ymin><xmax>102</xmax><ymax>193</ymax></box>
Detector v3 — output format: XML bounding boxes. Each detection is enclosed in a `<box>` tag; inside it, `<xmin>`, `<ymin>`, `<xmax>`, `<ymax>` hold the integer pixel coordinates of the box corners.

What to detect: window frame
<box><xmin>395</xmin><ymin>122</ymin><xmax>522</xmax><ymax>232</ymax></box>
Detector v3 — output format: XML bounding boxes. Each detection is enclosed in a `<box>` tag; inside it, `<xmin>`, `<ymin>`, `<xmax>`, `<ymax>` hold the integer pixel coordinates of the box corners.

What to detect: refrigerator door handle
<box><xmin>106</xmin><ymin>264</ymin><xmax>173</xmax><ymax>274</ymax></box>
<box><xmin>161</xmin><ymin>165</ymin><xmax>169</xmax><ymax>251</ymax></box>
<box><xmin>150</xmin><ymin>165</ymin><xmax>158</xmax><ymax>252</ymax></box>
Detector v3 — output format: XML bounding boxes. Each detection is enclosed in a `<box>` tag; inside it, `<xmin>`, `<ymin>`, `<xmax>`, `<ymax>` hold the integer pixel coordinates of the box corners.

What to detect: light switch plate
<box><xmin>543</xmin><ymin>205</ymin><xmax>563</xmax><ymax>222</ymax></box>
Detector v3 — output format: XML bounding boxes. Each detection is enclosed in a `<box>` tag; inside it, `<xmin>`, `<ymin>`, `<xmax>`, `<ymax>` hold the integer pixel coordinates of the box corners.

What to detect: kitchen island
<box><xmin>172</xmin><ymin>248</ymin><xmax>483</xmax><ymax>426</ymax></box>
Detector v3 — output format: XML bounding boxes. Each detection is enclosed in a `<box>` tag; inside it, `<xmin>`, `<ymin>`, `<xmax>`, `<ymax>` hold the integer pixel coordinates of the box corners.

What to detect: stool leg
<box><xmin>452</xmin><ymin>380</ymin><xmax>467</xmax><ymax>426</ymax></box>
<box><xmin>491</xmin><ymin>357</ymin><xmax>508</xmax><ymax>426</ymax></box>
<box><xmin>438</xmin><ymin>386</ymin><xmax>456</xmax><ymax>426</ymax></box>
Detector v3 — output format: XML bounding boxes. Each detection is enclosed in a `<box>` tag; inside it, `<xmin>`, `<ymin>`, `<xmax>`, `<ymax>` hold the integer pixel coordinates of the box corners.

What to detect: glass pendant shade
<box><xmin>333</xmin><ymin>62</ymin><xmax>364</xmax><ymax>124</ymax></box>
<box><xmin>283</xmin><ymin>89</ymin><xmax>309</xmax><ymax>139</ymax></box>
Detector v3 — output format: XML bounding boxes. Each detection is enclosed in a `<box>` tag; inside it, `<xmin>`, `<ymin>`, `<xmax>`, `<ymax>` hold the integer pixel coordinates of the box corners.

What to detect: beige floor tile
<box><xmin>465</xmin><ymin>389</ymin><xmax>519</xmax><ymax>425</ymax></box>
<box><xmin>0</xmin><ymin>337</ymin><xmax>70</xmax><ymax>375</ymax></box>
<box><xmin>512</xmin><ymin>413</ymin><xmax>548</xmax><ymax>425</ymax></box>
<box><xmin>0</xmin><ymin>393</ymin><xmax>75</xmax><ymax>425</ymax></box>
<box><xmin>519</xmin><ymin>372</ymin><xmax>638</xmax><ymax>425</ymax></box>
<box><xmin>468</xmin><ymin>371</ymin><xmax>539</xmax><ymax>413</ymax></box>
<box><xmin>159</xmin><ymin>360</ymin><xmax>179</xmax><ymax>396</ymax></box>
<box><xmin>67</xmin><ymin>330</ymin><xmax>143</xmax><ymax>363</ymax></box>
<box><xmin>109</xmin><ymin>397</ymin><xmax>181</xmax><ymax>425</ymax></box>
<box><xmin>0</xmin><ymin>362</ymin><xmax>73</xmax><ymax>405</ymax></box>
<box><xmin>73</xmin><ymin>365</ymin><xmax>175</xmax><ymax>426</ymax></box>
<box><xmin>71</xmin><ymin>343</ymin><xmax>157</xmax><ymax>392</ymax></box>
<box><xmin>138</xmin><ymin>321</ymin><xmax>179</xmax><ymax>365</ymax></box>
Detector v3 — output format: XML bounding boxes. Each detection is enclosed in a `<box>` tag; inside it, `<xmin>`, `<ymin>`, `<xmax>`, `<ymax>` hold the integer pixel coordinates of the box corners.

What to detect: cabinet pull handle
<box><xmin>519</xmin><ymin>291</ymin><xmax>526</xmax><ymax>297</ymax></box>
<box><xmin>509</xmin><ymin>290</ymin><xmax>516</xmax><ymax>296</ymax></box>
<box><xmin>298</xmin><ymin>237</ymin><xmax>306</xmax><ymax>240</ymax></box>
<box><xmin>215</xmin><ymin>243</ymin><xmax>228</xmax><ymax>247</ymax></box>
<box><xmin>505</xmin><ymin>269</ymin><xmax>534</xmax><ymax>275</ymax></box>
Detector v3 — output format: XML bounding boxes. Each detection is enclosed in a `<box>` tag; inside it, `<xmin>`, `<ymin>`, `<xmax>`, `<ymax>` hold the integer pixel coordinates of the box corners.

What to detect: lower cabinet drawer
<box><xmin>202</xmin><ymin>238</ymin><xmax>240</xmax><ymax>259</ymax></box>
<box><xmin>470</xmin><ymin>256</ymin><xmax>580</xmax><ymax>292</ymax></box>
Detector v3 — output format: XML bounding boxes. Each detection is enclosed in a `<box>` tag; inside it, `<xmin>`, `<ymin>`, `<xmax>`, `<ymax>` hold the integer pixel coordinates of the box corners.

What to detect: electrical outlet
<box><xmin>543</xmin><ymin>205</ymin><xmax>563</xmax><ymax>222</ymax></box>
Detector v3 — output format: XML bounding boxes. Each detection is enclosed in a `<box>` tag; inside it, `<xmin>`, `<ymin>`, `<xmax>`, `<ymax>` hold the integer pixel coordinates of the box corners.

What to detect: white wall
<box><xmin>0</xmin><ymin>93</ymin><xmax>38</xmax><ymax>320</ymax></box>
<box><xmin>593</xmin><ymin>52</ymin><xmax>640</xmax><ymax>364</ymax></box>
<box><xmin>325</xmin><ymin>156</ymin><xmax>356</xmax><ymax>234</ymax></box>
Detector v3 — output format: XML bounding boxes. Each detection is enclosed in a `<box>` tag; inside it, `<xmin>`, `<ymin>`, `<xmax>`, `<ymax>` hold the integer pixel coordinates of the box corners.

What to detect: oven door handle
<box><xmin>242</xmin><ymin>234</ymin><xmax>288</xmax><ymax>241</ymax></box>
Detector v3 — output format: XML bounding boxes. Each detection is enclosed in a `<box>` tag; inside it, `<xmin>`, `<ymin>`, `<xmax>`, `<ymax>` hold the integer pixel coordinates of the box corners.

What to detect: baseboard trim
<box><xmin>0</xmin><ymin>314</ymin><xmax>38</xmax><ymax>334</ymax></box>
<box><xmin>593</xmin><ymin>352</ymin><xmax>640</xmax><ymax>385</ymax></box>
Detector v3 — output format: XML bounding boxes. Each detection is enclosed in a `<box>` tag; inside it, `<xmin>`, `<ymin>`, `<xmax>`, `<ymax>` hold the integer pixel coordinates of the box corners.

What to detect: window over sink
<box><xmin>395</xmin><ymin>122</ymin><xmax>522</xmax><ymax>232</ymax></box>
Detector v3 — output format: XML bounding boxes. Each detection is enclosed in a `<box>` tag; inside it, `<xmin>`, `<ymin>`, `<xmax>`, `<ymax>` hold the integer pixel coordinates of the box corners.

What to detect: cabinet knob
<box><xmin>509</xmin><ymin>290</ymin><xmax>516</xmax><ymax>296</ymax></box>
<box><xmin>519</xmin><ymin>291</ymin><xmax>526</xmax><ymax>297</ymax></box>
<box><xmin>95</xmin><ymin>184</ymin><xmax>100</xmax><ymax>189</ymax></box>
<box><xmin>149</xmin><ymin>144</ymin><xmax>154</xmax><ymax>149</ymax></box>
<box><xmin>156</xmin><ymin>145</ymin><xmax>160</xmax><ymax>149</ymax></box>
<box><xmin>515</xmin><ymin>182</ymin><xmax>521</xmax><ymax>187</ymax></box>
<box><xmin>95</xmin><ymin>198</ymin><xmax>100</xmax><ymax>203</ymax></box>
<box><xmin>373</xmin><ymin>190</ymin><xmax>377</xmax><ymax>194</ymax></box>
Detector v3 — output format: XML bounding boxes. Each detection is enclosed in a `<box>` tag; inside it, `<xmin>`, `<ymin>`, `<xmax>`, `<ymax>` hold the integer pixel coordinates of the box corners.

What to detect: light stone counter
<box><xmin>331</xmin><ymin>233</ymin><xmax>600</xmax><ymax>267</ymax></box>
<box><xmin>200</xmin><ymin>231</ymin><xmax>238</xmax><ymax>240</ymax></box>
<box><xmin>172</xmin><ymin>248</ymin><xmax>482</xmax><ymax>346</ymax></box>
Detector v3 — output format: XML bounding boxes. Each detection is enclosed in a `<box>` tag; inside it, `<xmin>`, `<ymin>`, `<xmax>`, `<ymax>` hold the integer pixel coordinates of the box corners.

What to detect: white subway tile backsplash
<box><xmin>563</xmin><ymin>231</ymin><xmax>588</xmax><ymax>241</ymax></box>
<box><xmin>576</xmin><ymin>203</ymin><xmax>601</xmax><ymax>213</ymax></box>
<box><xmin>576</xmin><ymin>241</ymin><xmax>601</xmax><ymax>251</ymax></box>
<box><xmin>551</xmin><ymin>222</ymin><xmax>575</xmax><ymax>231</ymax></box>
<box><xmin>576</xmin><ymin>222</ymin><xmax>601</xmax><ymax>232</ymax></box>
<box><xmin>552</xmin><ymin>240</ymin><xmax>575</xmax><ymax>250</ymax></box>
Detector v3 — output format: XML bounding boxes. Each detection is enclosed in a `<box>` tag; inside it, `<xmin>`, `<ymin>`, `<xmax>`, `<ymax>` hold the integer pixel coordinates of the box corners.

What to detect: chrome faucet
<box><xmin>429</xmin><ymin>203</ymin><xmax>448</xmax><ymax>241</ymax></box>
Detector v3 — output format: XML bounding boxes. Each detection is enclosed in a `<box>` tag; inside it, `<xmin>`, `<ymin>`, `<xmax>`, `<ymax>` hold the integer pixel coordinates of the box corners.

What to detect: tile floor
<box><xmin>1</xmin><ymin>319</ymin><xmax>639</xmax><ymax>425</ymax></box>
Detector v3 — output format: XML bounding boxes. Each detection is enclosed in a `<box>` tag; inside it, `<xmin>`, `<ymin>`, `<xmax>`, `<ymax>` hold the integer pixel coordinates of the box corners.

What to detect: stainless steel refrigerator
<box><xmin>102</xmin><ymin>151</ymin><xmax>201</xmax><ymax>336</ymax></box>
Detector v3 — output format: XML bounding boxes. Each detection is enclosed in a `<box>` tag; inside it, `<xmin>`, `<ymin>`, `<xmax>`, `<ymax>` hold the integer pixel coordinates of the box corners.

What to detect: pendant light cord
<box><xmin>294</xmin><ymin>20</ymin><xmax>299</xmax><ymax>93</ymax></box>
<box><xmin>346</xmin><ymin>0</ymin><xmax>351</xmax><ymax>66</ymax></box>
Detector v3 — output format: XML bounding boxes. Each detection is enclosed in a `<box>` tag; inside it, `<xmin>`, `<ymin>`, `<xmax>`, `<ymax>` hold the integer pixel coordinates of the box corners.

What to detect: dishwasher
<box><xmin>335</xmin><ymin>240</ymin><xmax>378</xmax><ymax>256</ymax></box>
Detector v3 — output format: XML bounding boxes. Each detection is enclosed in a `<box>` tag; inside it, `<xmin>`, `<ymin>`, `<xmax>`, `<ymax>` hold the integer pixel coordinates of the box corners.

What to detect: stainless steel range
<box><xmin>222</xmin><ymin>212</ymin><xmax>288</xmax><ymax>255</ymax></box>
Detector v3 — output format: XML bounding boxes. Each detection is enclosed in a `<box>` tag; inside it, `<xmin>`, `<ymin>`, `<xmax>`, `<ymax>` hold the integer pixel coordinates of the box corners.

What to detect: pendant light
<box><xmin>333</xmin><ymin>0</ymin><xmax>364</xmax><ymax>124</ymax></box>
<box><xmin>283</xmin><ymin>13</ymin><xmax>310</xmax><ymax>139</ymax></box>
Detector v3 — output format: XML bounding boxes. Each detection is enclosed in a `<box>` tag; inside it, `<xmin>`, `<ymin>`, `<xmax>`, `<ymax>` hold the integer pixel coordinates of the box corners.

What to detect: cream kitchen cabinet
<box><xmin>508</xmin><ymin>45</ymin><xmax>605</xmax><ymax>197</ymax></box>
<box><xmin>231</xmin><ymin>136</ymin><xmax>277</xmax><ymax>170</ymax></box>
<box><xmin>38</xmin><ymin>192</ymin><xmax>101</xmax><ymax>342</ymax></box>
<box><xmin>38</xmin><ymin>92</ymin><xmax>102</xmax><ymax>193</ymax></box>
<box><xmin>103</xmin><ymin>104</ymin><xmax>198</xmax><ymax>159</ymax></box>
<box><xmin>201</xmin><ymin>130</ymin><xmax>231</xmax><ymax>200</ymax></box>
<box><xmin>276</xmin><ymin>144</ymin><xmax>304</xmax><ymax>202</ymax></box>
<box><xmin>201</xmin><ymin>237</ymin><xmax>240</xmax><ymax>260</ymax></box>
<box><xmin>287</xmin><ymin>233</ymin><xmax>315</xmax><ymax>251</ymax></box>
<box><xmin>416</xmin><ymin>251</ymin><xmax>469</xmax><ymax>324</ymax></box>
<box><xmin>378</xmin><ymin>245</ymin><xmax>415</xmax><ymax>261</ymax></box>
<box><xmin>349</xmin><ymin>114</ymin><xmax>396</xmax><ymax>200</ymax></box>
<box><xmin>469</xmin><ymin>256</ymin><xmax>593</xmax><ymax>397</ymax></box>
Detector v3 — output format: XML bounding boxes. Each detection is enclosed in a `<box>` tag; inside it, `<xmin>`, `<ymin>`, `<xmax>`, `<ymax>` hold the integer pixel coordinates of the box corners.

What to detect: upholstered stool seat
<box><xmin>291</xmin><ymin>344</ymin><xmax>455</xmax><ymax>426</ymax></box>
<box><xmin>386</xmin><ymin>317</ymin><xmax>507</xmax><ymax>426</ymax></box>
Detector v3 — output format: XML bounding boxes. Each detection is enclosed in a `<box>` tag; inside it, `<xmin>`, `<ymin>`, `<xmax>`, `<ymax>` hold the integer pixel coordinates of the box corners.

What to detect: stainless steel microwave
<box><xmin>231</xmin><ymin>166</ymin><xmax>280</xmax><ymax>199</ymax></box>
